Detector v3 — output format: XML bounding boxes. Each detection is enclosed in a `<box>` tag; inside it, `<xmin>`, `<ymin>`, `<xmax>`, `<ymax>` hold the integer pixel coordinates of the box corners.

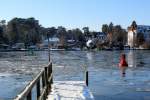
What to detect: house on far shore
<box><xmin>12</xmin><ymin>43</ymin><xmax>25</xmax><ymax>50</ymax></box>
<box><xmin>96</xmin><ymin>32</ymin><xmax>107</xmax><ymax>43</ymax></box>
<box><xmin>137</xmin><ymin>25</ymin><xmax>150</xmax><ymax>42</ymax></box>
<box><xmin>127</xmin><ymin>25</ymin><xmax>150</xmax><ymax>48</ymax></box>
<box><xmin>127</xmin><ymin>27</ymin><xmax>136</xmax><ymax>48</ymax></box>
<box><xmin>86</xmin><ymin>32</ymin><xmax>107</xmax><ymax>49</ymax></box>
<box><xmin>42</xmin><ymin>37</ymin><xmax>60</xmax><ymax>49</ymax></box>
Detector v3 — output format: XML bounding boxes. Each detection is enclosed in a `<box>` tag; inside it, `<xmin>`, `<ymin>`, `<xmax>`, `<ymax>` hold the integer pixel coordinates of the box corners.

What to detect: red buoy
<box><xmin>119</xmin><ymin>54</ymin><xmax>128</xmax><ymax>77</ymax></box>
<box><xmin>119</xmin><ymin>54</ymin><xmax>128</xmax><ymax>67</ymax></box>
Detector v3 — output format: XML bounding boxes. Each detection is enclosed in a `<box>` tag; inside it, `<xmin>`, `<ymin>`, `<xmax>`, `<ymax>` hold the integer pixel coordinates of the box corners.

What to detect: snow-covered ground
<box><xmin>47</xmin><ymin>81</ymin><xmax>94</xmax><ymax>100</ymax></box>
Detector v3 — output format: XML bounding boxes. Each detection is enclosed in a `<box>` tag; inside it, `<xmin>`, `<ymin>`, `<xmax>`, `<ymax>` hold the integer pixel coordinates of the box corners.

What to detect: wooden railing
<box><xmin>14</xmin><ymin>62</ymin><xmax>53</xmax><ymax>100</ymax></box>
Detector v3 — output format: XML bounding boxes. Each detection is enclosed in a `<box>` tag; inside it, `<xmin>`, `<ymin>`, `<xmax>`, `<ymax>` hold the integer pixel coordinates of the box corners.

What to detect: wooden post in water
<box><xmin>84</xmin><ymin>65</ymin><xmax>88</xmax><ymax>86</ymax></box>
<box><xmin>86</xmin><ymin>71</ymin><xmax>88</xmax><ymax>86</ymax></box>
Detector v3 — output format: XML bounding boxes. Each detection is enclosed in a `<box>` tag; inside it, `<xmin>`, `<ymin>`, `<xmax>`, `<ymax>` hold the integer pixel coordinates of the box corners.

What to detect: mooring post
<box><xmin>84</xmin><ymin>65</ymin><xmax>88</xmax><ymax>86</ymax></box>
<box><xmin>86</xmin><ymin>70</ymin><xmax>88</xmax><ymax>86</ymax></box>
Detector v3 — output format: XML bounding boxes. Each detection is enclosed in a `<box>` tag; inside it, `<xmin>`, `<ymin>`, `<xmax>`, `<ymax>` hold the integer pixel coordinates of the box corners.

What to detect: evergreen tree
<box><xmin>131</xmin><ymin>20</ymin><xmax>137</xmax><ymax>30</ymax></box>
<box><xmin>102</xmin><ymin>24</ymin><xmax>109</xmax><ymax>33</ymax></box>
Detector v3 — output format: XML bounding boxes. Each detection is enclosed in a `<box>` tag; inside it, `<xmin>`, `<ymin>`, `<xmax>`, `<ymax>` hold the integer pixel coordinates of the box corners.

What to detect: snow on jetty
<box><xmin>47</xmin><ymin>81</ymin><xmax>94</xmax><ymax>100</ymax></box>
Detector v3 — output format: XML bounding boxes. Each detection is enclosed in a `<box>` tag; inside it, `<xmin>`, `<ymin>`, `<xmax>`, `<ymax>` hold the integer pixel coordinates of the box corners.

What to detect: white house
<box><xmin>86</xmin><ymin>32</ymin><xmax>107</xmax><ymax>48</ymax></box>
<box><xmin>127</xmin><ymin>28</ymin><xmax>136</xmax><ymax>48</ymax></box>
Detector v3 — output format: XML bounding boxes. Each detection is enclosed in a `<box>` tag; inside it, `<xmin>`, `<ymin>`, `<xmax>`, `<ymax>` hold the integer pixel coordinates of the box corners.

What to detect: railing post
<box><xmin>50</xmin><ymin>63</ymin><xmax>53</xmax><ymax>84</ymax></box>
<box><xmin>42</xmin><ymin>72</ymin><xmax>46</xmax><ymax>100</ymax></box>
<box><xmin>48</xmin><ymin>65</ymin><xmax>50</xmax><ymax>79</ymax></box>
<box><xmin>27</xmin><ymin>91</ymin><xmax>32</xmax><ymax>100</ymax></box>
<box><xmin>48</xmin><ymin>37</ymin><xmax>50</xmax><ymax>62</ymax></box>
<box><xmin>47</xmin><ymin>65</ymin><xmax>50</xmax><ymax>91</ymax></box>
<box><xmin>14</xmin><ymin>63</ymin><xmax>53</xmax><ymax>100</ymax></box>
<box><xmin>48</xmin><ymin>63</ymin><xmax>53</xmax><ymax>91</ymax></box>
<box><xmin>45</xmin><ymin>67</ymin><xmax>48</xmax><ymax>96</ymax></box>
<box><xmin>85</xmin><ymin>71</ymin><xmax>88</xmax><ymax>86</ymax></box>
<box><xmin>36</xmin><ymin>80</ymin><xmax>40</xmax><ymax>99</ymax></box>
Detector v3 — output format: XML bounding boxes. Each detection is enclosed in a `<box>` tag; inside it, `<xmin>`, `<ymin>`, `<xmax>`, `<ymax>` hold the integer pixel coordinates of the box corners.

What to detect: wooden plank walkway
<box><xmin>47</xmin><ymin>81</ymin><xmax>94</xmax><ymax>100</ymax></box>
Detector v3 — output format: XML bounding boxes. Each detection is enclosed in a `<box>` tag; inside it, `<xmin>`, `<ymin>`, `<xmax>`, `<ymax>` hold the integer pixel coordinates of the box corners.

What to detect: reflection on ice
<box><xmin>127</xmin><ymin>51</ymin><xmax>136</xmax><ymax>68</ymax></box>
<box><xmin>86</xmin><ymin>52</ymin><xmax>93</xmax><ymax>61</ymax></box>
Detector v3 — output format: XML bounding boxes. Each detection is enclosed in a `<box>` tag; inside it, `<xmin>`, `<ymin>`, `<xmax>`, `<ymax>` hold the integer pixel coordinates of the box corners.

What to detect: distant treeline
<box><xmin>0</xmin><ymin>17</ymin><xmax>127</xmax><ymax>48</ymax></box>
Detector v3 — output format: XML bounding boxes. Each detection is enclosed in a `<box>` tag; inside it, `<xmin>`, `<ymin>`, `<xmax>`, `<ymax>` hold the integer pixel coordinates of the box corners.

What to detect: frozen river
<box><xmin>0</xmin><ymin>50</ymin><xmax>150</xmax><ymax>100</ymax></box>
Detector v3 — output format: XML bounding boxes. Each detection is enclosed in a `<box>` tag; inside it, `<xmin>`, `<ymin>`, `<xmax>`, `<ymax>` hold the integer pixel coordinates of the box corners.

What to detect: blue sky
<box><xmin>0</xmin><ymin>0</ymin><xmax>150</xmax><ymax>31</ymax></box>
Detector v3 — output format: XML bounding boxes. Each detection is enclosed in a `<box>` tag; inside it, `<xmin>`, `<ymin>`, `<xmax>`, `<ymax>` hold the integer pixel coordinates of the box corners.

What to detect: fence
<box><xmin>14</xmin><ymin>62</ymin><xmax>53</xmax><ymax>100</ymax></box>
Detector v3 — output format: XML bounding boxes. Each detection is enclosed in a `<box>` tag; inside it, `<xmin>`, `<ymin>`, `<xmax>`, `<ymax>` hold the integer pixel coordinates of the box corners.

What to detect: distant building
<box><xmin>127</xmin><ymin>27</ymin><xmax>136</xmax><ymax>48</ymax></box>
<box><xmin>137</xmin><ymin>25</ymin><xmax>150</xmax><ymax>42</ymax></box>
<box><xmin>42</xmin><ymin>37</ymin><xmax>60</xmax><ymax>48</ymax></box>
<box><xmin>96</xmin><ymin>32</ymin><xmax>107</xmax><ymax>42</ymax></box>
<box><xmin>127</xmin><ymin>25</ymin><xmax>150</xmax><ymax>48</ymax></box>
<box><xmin>86</xmin><ymin>32</ymin><xmax>107</xmax><ymax>49</ymax></box>
<box><xmin>12</xmin><ymin>43</ymin><xmax>25</xmax><ymax>50</ymax></box>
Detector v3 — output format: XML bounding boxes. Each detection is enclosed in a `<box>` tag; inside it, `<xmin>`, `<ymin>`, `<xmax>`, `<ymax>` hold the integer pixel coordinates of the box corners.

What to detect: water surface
<box><xmin>0</xmin><ymin>50</ymin><xmax>150</xmax><ymax>100</ymax></box>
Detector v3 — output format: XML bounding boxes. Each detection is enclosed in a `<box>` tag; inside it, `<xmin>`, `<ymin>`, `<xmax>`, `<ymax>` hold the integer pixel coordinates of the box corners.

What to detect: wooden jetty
<box><xmin>14</xmin><ymin>62</ymin><xmax>94</xmax><ymax>100</ymax></box>
<box><xmin>47</xmin><ymin>81</ymin><xmax>94</xmax><ymax>100</ymax></box>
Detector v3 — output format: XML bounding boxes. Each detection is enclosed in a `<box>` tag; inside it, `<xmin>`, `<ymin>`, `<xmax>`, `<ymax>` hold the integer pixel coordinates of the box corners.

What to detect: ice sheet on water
<box><xmin>0</xmin><ymin>73</ymin><xmax>32</xmax><ymax>99</ymax></box>
<box><xmin>1</xmin><ymin>51</ymin><xmax>150</xmax><ymax>99</ymax></box>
